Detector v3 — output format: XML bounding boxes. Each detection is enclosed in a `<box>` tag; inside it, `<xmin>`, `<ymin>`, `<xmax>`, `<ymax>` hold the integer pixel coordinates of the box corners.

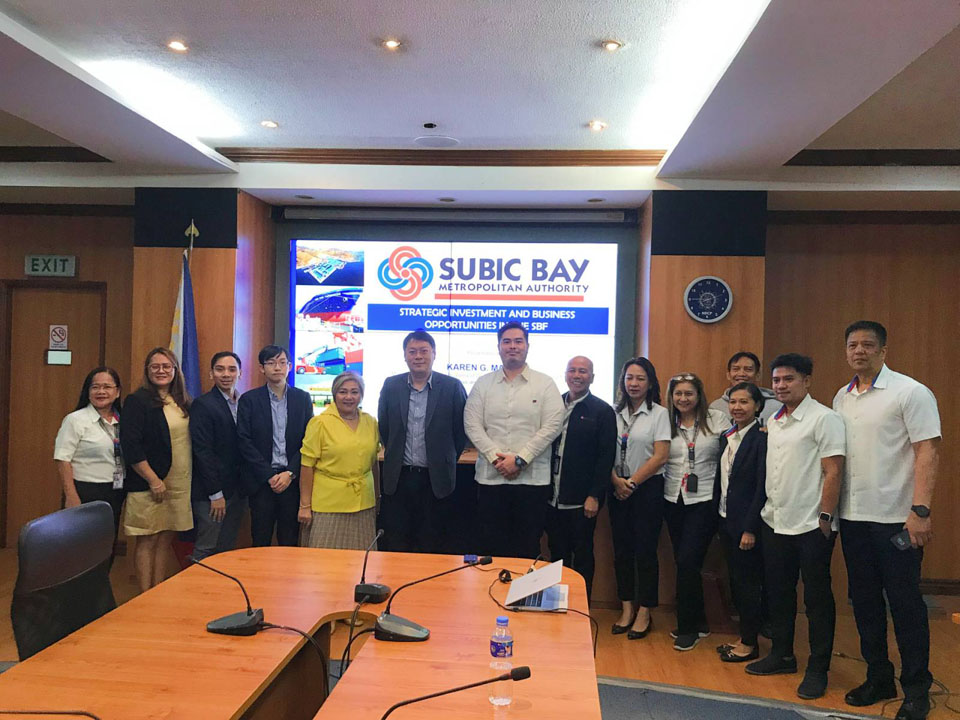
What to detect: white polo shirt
<box><xmin>664</xmin><ymin>408</ymin><xmax>727</xmax><ymax>506</ymax></box>
<box><xmin>833</xmin><ymin>364</ymin><xmax>941</xmax><ymax>524</ymax></box>
<box><xmin>464</xmin><ymin>364</ymin><xmax>564</xmax><ymax>487</ymax></box>
<box><xmin>762</xmin><ymin>393</ymin><xmax>845</xmax><ymax>535</ymax></box>
<box><xmin>53</xmin><ymin>404</ymin><xmax>121</xmax><ymax>484</ymax></box>
<box><xmin>616</xmin><ymin>402</ymin><xmax>671</xmax><ymax>478</ymax></box>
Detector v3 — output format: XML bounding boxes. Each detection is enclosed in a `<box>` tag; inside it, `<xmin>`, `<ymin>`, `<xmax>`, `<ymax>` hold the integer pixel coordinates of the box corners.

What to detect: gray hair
<box><xmin>332</xmin><ymin>370</ymin><xmax>364</xmax><ymax>398</ymax></box>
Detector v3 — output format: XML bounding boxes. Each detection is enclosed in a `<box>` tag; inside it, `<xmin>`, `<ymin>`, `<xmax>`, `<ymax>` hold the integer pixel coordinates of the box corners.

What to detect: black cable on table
<box><xmin>260</xmin><ymin>621</ymin><xmax>329</xmax><ymax>696</ymax></box>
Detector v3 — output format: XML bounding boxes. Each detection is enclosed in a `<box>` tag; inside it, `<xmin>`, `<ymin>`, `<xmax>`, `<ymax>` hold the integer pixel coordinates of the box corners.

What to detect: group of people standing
<box><xmin>52</xmin><ymin>318</ymin><xmax>940</xmax><ymax>720</ymax></box>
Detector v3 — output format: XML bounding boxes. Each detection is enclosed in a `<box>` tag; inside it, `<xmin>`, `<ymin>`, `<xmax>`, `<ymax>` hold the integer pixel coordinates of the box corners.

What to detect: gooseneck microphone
<box><xmin>189</xmin><ymin>557</ymin><xmax>264</xmax><ymax>635</ymax></box>
<box><xmin>355</xmin><ymin>529</ymin><xmax>390</xmax><ymax>603</ymax></box>
<box><xmin>379</xmin><ymin>666</ymin><xmax>531</xmax><ymax>719</ymax></box>
<box><xmin>374</xmin><ymin>556</ymin><xmax>493</xmax><ymax>642</ymax></box>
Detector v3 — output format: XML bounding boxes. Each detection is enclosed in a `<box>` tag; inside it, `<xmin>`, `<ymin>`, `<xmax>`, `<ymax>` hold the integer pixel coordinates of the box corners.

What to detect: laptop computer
<box><xmin>505</xmin><ymin>559</ymin><xmax>569</xmax><ymax>612</ymax></box>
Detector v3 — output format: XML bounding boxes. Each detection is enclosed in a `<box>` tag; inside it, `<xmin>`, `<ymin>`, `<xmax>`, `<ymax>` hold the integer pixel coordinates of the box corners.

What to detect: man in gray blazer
<box><xmin>378</xmin><ymin>330</ymin><xmax>468</xmax><ymax>553</ymax></box>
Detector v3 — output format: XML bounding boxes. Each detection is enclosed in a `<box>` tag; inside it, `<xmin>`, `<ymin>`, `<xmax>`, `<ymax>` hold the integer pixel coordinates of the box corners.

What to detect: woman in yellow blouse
<box><xmin>298</xmin><ymin>371</ymin><xmax>381</xmax><ymax>549</ymax></box>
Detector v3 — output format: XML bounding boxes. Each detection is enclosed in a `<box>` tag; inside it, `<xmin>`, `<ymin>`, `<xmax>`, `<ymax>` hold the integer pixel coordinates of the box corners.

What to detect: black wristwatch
<box><xmin>910</xmin><ymin>504</ymin><xmax>930</xmax><ymax>518</ymax></box>
<box><xmin>514</xmin><ymin>456</ymin><xmax>528</xmax><ymax>470</ymax></box>
<box><xmin>818</xmin><ymin>512</ymin><xmax>833</xmax><ymax>524</ymax></box>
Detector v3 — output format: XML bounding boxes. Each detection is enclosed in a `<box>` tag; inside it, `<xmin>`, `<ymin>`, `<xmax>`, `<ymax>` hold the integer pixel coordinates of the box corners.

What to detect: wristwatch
<box><xmin>818</xmin><ymin>512</ymin><xmax>833</xmax><ymax>524</ymax></box>
<box><xmin>514</xmin><ymin>456</ymin><xmax>528</xmax><ymax>470</ymax></box>
<box><xmin>910</xmin><ymin>504</ymin><xmax>931</xmax><ymax>518</ymax></box>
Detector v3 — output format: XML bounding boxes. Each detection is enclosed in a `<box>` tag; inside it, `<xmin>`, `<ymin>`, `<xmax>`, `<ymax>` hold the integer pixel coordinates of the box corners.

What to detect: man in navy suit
<box><xmin>378</xmin><ymin>330</ymin><xmax>468</xmax><ymax>553</ymax></box>
<box><xmin>237</xmin><ymin>345</ymin><xmax>313</xmax><ymax>547</ymax></box>
<box><xmin>190</xmin><ymin>351</ymin><xmax>246</xmax><ymax>559</ymax></box>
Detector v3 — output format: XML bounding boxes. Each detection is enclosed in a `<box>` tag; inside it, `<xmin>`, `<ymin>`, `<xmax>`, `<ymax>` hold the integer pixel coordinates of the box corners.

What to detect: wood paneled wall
<box><xmin>129</xmin><ymin>247</ymin><xmax>236</xmax><ymax>395</ymax></box>
<box><xmin>765</xmin><ymin>223</ymin><xmax>960</xmax><ymax>581</ymax></box>
<box><xmin>234</xmin><ymin>192</ymin><xmax>276</xmax><ymax>393</ymax></box>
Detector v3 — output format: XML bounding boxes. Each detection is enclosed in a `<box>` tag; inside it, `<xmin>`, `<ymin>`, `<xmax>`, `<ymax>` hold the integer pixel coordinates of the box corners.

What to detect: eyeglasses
<box><xmin>149</xmin><ymin>364</ymin><xmax>175</xmax><ymax>372</ymax></box>
<box><xmin>263</xmin><ymin>359</ymin><xmax>289</xmax><ymax>368</ymax></box>
<box><xmin>90</xmin><ymin>384</ymin><xmax>117</xmax><ymax>391</ymax></box>
<box><xmin>671</xmin><ymin>374</ymin><xmax>696</xmax><ymax>382</ymax></box>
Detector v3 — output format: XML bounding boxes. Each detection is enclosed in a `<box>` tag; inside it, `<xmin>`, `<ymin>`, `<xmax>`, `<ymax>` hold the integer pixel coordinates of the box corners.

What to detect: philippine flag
<box><xmin>169</xmin><ymin>251</ymin><xmax>201</xmax><ymax>398</ymax></box>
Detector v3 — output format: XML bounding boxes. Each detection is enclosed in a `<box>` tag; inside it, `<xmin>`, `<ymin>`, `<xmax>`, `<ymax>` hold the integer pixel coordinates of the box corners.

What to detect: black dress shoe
<box><xmin>845</xmin><ymin>680</ymin><xmax>898</xmax><ymax>707</ymax></box>
<box><xmin>627</xmin><ymin>616</ymin><xmax>652</xmax><ymax>640</ymax></box>
<box><xmin>894</xmin><ymin>697</ymin><xmax>930</xmax><ymax>720</ymax></box>
<box><xmin>716</xmin><ymin>643</ymin><xmax>735</xmax><ymax>654</ymax></box>
<box><xmin>745</xmin><ymin>653</ymin><xmax>798</xmax><ymax>676</ymax></box>
<box><xmin>719</xmin><ymin>646</ymin><xmax>759</xmax><ymax>663</ymax></box>
<box><xmin>612</xmin><ymin>612</ymin><xmax>637</xmax><ymax>635</ymax></box>
<box><xmin>797</xmin><ymin>670</ymin><xmax>828</xmax><ymax>700</ymax></box>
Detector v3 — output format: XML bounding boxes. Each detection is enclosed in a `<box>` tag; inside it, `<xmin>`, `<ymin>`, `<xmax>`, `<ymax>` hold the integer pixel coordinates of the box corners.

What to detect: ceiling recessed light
<box><xmin>437</xmin><ymin>197</ymin><xmax>456</xmax><ymax>203</ymax></box>
<box><xmin>587</xmin><ymin>198</ymin><xmax>605</xmax><ymax>203</ymax></box>
<box><xmin>587</xmin><ymin>120</ymin><xmax>607</xmax><ymax>132</ymax></box>
<box><xmin>413</xmin><ymin>135</ymin><xmax>460</xmax><ymax>148</ymax></box>
<box><xmin>260</xmin><ymin>119</ymin><xmax>279</xmax><ymax>129</ymax></box>
<box><xmin>382</xmin><ymin>38</ymin><xmax>402</xmax><ymax>51</ymax></box>
<box><xmin>294</xmin><ymin>194</ymin><xmax>314</xmax><ymax>200</ymax></box>
<box><xmin>600</xmin><ymin>39</ymin><xmax>623</xmax><ymax>52</ymax></box>
<box><xmin>167</xmin><ymin>40</ymin><xmax>188</xmax><ymax>53</ymax></box>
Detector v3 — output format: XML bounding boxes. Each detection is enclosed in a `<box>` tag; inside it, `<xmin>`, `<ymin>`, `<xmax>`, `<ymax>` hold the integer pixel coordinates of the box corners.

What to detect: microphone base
<box><xmin>374</xmin><ymin>613</ymin><xmax>430</xmax><ymax>642</ymax></box>
<box><xmin>206</xmin><ymin>608</ymin><xmax>264</xmax><ymax>636</ymax></box>
<box><xmin>355</xmin><ymin>582</ymin><xmax>390</xmax><ymax>604</ymax></box>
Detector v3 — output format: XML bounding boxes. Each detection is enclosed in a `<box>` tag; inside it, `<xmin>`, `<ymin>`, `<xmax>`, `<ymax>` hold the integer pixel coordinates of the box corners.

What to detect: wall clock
<box><xmin>683</xmin><ymin>275</ymin><xmax>733</xmax><ymax>323</ymax></box>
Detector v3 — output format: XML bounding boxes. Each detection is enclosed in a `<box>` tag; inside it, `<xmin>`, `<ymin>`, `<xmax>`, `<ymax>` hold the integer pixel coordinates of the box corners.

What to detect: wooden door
<box><xmin>2</xmin><ymin>284</ymin><xmax>104</xmax><ymax>547</ymax></box>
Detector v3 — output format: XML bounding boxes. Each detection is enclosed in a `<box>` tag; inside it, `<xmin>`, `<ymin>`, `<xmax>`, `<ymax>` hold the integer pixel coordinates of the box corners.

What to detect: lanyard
<box><xmin>97</xmin><ymin>413</ymin><xmax>125</xmax><ymax>487</ymax></box>
<box><xmin>677</xmin><ymin>419</ymin><xmax>699</xmax><ymax>489</ymax></box>
<box><xmin>618</xmin><ymin>411</ymin><xmax>641</xmax><ymax>468</ymax></box>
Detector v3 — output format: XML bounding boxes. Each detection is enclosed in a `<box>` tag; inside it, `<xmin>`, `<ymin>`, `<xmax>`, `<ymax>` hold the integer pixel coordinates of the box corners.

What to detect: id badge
<box><xmin>685</xmin><ymin>472</ymin><xmax>699</xmax><ymax>494</ymax></box>
<box><xmin>112</xmin><ymin>467</ymin><xmax>124</xmax><ymax>490</ymax></box>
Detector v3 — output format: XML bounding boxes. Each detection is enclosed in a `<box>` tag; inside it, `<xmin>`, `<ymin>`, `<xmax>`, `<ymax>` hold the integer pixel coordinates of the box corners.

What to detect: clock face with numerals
<box><xmin>683</xmin><ymin>276</ymin><xmax>733</xmax><ymax>323</ymax></box>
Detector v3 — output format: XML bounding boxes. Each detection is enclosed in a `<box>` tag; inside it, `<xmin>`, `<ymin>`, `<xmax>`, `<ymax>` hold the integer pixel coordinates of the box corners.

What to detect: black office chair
<box><xmin>8</xmin><ymin>501</ymin><xmax>117</xmax><ymax>662</ymax></box>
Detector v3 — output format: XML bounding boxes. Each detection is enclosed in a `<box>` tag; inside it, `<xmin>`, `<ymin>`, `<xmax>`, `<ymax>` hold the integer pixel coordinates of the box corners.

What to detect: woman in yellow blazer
<box><xmin>298</xmin><ymin>371</ymin><xmax>381</xmax><ymax>549</ymax></box>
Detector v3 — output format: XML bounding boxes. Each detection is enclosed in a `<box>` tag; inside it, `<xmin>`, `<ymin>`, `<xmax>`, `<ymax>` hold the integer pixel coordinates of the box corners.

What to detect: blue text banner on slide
<box><xmin>291</xmin><ymin>240</ymin><xmax>619</xmax><ymax>413</ymax></box>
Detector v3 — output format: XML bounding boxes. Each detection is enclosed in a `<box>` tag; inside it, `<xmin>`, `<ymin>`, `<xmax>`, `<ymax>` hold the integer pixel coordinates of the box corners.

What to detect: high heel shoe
<box><xmin>627</xmin><ymin>615</ymin><xmax>653</xmax><ymax>640</ymax></box>
<box><xmin>611</xmin><ymin>611</ymin><xmax>638</xmax><ymax>635</ymax></box>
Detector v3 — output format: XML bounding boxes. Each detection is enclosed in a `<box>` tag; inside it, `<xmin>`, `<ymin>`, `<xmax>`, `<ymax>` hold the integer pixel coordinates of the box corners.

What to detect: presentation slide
<box><xmin>291</xmin><ymin>240</ymin><xmax>619</xmax><ymax>414</ymax></box>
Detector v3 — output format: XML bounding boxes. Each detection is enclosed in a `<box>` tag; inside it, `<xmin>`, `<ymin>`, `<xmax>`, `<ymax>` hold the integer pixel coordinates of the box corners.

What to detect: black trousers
<box><xmin>720</xmin><ymin>518</ymin><xmax>763</xmax><ymax>646</ymax></box>
<box><xmin>545</xmin><ymin>505</ymin><xmax>597</xmax><ymax>602</ymax></box>
<box><xmin>761</xmin><ymin>522</ymin><xmax>836</xmax><ymax>673</ymax></box>
<box><xmin>378</xmin><ymin>467</ymin><xmax>451</xmax><ymax>554</ymax></box>
<box><xmin>609</xmin><ymin>474</ymin><xmax>664</xmax><ymax>607</ymax></box>
<box><xmin>249</xmin><ymin>478</ymin><xmax>300</xmax><ymax>547</ymax></box>
<box><xmin>664</xmin><ymin>494</ymin><xmax>717</xmax><ymax>634</ymax></box>
<box><xmin>840</xmin><ymin>520</ymin><xmax>931</xmax><ymax>699</ymax></box>
<box><xmin>477</xmin><ymin>484</ymin><xmax>549</xmax><ymax>560</ymax></box>
<box><xmin>74</xmin><ymin>481</ymin><xmax>125</xmax><ymax>541</ymax></box>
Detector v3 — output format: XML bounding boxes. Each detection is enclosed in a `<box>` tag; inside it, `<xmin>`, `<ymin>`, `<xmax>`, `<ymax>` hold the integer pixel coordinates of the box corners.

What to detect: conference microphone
<box><xmin>189</xmin><ymin>557</ymin><xmax>264</xmax><ymax>636</ymax></box>
<box><xmin>374</xmin><ymin>555</ymin><xmax>493</xmax><ymax>642</ymax></box>
<box><xmin>354</xmin><ymin>528</ymin><xmax>390</xmax><ymax>603</ymax></box>
<box><xmin>379</xmin><ymin>666</ymin><xmax>531</xmax><ymax>719</ymax></box>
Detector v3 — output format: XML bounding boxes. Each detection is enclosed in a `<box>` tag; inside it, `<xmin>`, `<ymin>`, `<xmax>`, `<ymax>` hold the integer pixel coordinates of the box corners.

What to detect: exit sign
<box><xmin>24</xmin><ymin>255</ymin><xmax>77</xmax><ymax>277</ymax></box>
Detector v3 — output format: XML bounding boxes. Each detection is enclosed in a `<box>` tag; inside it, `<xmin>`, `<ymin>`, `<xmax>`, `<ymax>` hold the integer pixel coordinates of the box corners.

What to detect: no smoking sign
<box><xmin>49</xmin><ymin>324</ymin><xmax>68</xmax><ymax>350</ymax></box>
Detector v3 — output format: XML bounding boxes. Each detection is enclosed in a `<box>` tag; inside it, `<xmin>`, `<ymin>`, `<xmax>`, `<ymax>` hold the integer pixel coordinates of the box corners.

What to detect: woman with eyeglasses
<box><xmin>120</xmin><ymin>347</ymin><xmax>193</xmax><ymax>592</ymax></box>
<box><xmin>664</xmin><ymin>372</ymin><xmax>727</xmax><ymax>651</ymax></box>
<box><xmin>608</xmin><ymin>357</ymin><xmax>671</xmax><ymax>640</ymax></box>
<box><xmin>53</xmin><ymin>367</ymin><xmax>126</xmax><ymax>539</ymax></box>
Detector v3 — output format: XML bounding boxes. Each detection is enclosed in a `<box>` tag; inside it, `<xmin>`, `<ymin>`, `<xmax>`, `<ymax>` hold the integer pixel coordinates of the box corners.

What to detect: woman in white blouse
<box><xmin>54</xmin><ymin>366</ymin><xmax>125</xmax><ymax>537</ymax></box>
<box><xmin>609</xmin><ymin>357</ymin><xmax>671</xmax><ymax>640</ymax></box>
<box><xmin>663</xmin><ymin>372</ymin><xmax>727</xmax><ymax>651</ymax></box>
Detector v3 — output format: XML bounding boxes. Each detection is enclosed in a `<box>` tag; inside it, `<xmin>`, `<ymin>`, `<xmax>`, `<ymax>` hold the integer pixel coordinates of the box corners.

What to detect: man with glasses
<box><xmin>237</xmin><ymin>345</ymin><xmax>313</xmax><ymax>546</ymax></box>
<box><xmin>709</xmin><ymin>351</ymin><xmax>781</xmax><ymax>425</ymax></box>
<box><xmin>189</xmin><ymin>351</ymin><xmax>246</xmax><ymax>559</ymax></box>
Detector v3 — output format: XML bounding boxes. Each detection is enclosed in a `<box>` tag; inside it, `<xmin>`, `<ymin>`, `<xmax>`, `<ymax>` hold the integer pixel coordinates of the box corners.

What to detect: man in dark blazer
<box><xmin>545</xmin><ymin>356</ymin><xmax>617</xmax><ymax>601</ymax></box>
<box><xmin>190</xmin><ymin>351</ymin><xmax>246</xmax><ymax>560</ymax></box>
<box><xmin>237</xmin><ymin>345</ymin><xmax>313</xmax><ymax>547</ymax></box>
<box><xmin>378</xmin><ymin>330</ymin><xmax>468</xmax><ymax>553</ymax></box>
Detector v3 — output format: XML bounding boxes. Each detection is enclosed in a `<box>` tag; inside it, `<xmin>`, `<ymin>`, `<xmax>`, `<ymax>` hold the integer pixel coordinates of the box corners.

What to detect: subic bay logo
<box><xmin>378</xmin><ymin>246</ymin><xmax>433</xmax><ymax>301</ymax></box>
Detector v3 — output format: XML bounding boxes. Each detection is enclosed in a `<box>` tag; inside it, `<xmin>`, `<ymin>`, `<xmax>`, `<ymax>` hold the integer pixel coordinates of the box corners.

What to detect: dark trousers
<box><xmin>191</xmin><ymin>494</ymin><xmax>248</xmax><ymax>560</ymax></box>
<box><xmin>74</xmin><ymin>481</ymin><xmax>125</xmax><ymax>541</ymax></box>
<box><xmin>609</xmin><ymin>474</ymin><xmax>664</xmax><ymax>607</ymax></box>
<box><xmin>664</xmin><ymin>494</ymin><xmax>717</xmax><ymax>634</ymax></box>
<box><xmin>840</xmin><ymin>520</ymin><xmax>931</xmax><ymax>699</ymax></box>
<box><xmin>379</xmin><ymin>467</ymin><xmax>451</xmax><ymax>554</ymax></box>
<box><xmin>761</xmin><ymin>522</ymin><xmax>836</xmax><ymax>673</ymax></box>
<box><xmin>546</xmin><ymin>505</ymin><xmax>597</xmax><ymax>602</ymax></box>
<box><xmin>720</xmin><ymin>518</ymin><xmax>763</xmax><ymax>646</ymax></box>
<box><xmin>477</xmin><ymin>483</ymin><xmax>549</xmax><ymax>559</ymax></box>
<box><xmin>249</xmin><ymin>479</ymin><xmax>300</xmax><ymax>547</ymax></box>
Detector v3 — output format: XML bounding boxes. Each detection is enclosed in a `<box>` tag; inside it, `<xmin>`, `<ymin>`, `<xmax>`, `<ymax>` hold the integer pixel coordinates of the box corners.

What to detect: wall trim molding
<box><xmin>216</xmin><ymin>147</ymin><xmax>666</xmax><ymax>166</ymax></box>
<box><xmin>0</xmin><ymin>203</ymin><xmax>134</xmax><ymax>217</ymax></box>
<box><xmin>768</xmin><ymin>210</ymin><xmax>960</xmax><ymax>225</ymax></box>
<box><xmin>0</xmin><ymin>146</ymin><xmax>109</xmax><ymax>163</ymax></box>
<box><xmin>919</xmin><ymin>579</ymin><xmax>960</xmax><ymax>596</ymax></box>
<box><xmin>786</xmin><ymin>149</ymin><xmax>960</xmax><ymax>167</ymax></box>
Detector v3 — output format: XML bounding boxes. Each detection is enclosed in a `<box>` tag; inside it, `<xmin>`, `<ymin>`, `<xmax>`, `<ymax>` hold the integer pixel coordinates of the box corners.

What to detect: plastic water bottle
<box><xmin>489</xmin><ymin>615</ymin><xmax>513</xmax><ymax>706</ymax></box>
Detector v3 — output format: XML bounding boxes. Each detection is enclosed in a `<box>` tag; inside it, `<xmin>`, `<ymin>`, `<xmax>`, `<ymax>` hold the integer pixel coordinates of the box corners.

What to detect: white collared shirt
<box><xmin>464</xmin><ymin>364</ymin><xmax>564</xmax><ymax>486</ymax></box>
<box><xmin>664</xmin><ymin>409</ymin><xmax>727</xmax><ymax>505</ymax></box>
<box><xmin>616</xmin><ymin>402</ymin><xmax>671</xmax><ymax>477</ymax></box>
<box><xmin>53</xmin><ymin>404</ymin><xmax>120</xmax><ymax>484</ymax></box>
<box><xmin>762</xmin><ymin>393</ymin><xmax>845</xmax><ymax>535</ymax></box>
<box><xmin>833</xmin><ymin>364</ymin><xmax>941</xmax><ymax>523</ymax></box>
<box><xmin>719</xmin><ymin>419</ymin><xmax>757</xmax><ymax>518</ymax></box>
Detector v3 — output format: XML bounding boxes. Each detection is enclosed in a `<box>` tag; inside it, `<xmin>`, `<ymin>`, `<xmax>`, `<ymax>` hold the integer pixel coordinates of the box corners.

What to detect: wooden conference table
<box><xmin>0</xmin><ymin>548</ymin><xmax>600</xmax><ymax>719</ymax></box>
